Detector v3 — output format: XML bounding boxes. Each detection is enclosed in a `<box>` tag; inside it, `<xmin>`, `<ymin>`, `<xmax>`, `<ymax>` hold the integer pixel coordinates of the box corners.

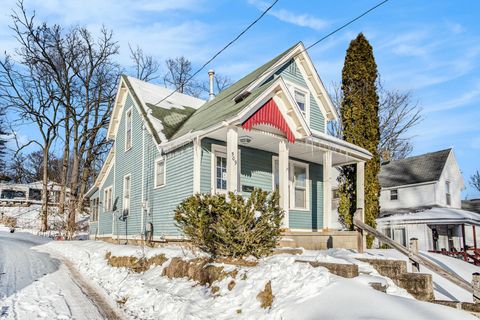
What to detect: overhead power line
<box><xmin>153</xmin><ymin>0</ymin><xmax>279</xmax><ymax>106</ymax></box>
<box><xmin>172</xmin><ymin>0</ymin><xmax>391</xmax><ymax>111</ymax></box>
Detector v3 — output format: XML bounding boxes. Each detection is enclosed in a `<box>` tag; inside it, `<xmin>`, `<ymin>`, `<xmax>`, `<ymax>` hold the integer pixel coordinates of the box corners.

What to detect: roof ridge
<box><xmin>169</xmin><ymin>42</ymin><xmax>301</xmax><ymax>139</ymax></box>
<box><xmin>383</xmin><ymin>148</ymin><xmax>452</xmax><ymax>165</ymax></box>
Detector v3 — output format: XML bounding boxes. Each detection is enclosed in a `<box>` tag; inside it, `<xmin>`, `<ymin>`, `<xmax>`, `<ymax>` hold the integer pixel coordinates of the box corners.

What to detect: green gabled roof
<box><xmin>170</xmin><ymin>42</ymin><xmax>300</xmax><ymax>140</ymax></box>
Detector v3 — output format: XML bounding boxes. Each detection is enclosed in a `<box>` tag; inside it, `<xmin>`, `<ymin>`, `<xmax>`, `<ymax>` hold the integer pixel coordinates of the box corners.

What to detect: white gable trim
<box><xmin>235</xmin><ymin>77</ymin><xmax>311</xmax><ymax>140</ymax></box>
<box><xmin>107</xmin><ymin>76</ymin><xmax>162</xmax><ymax>153</ymax></box>
<box><xmin>238</xmin><ymin>42</ymin><xmax>338</xmax><ymax>121</ymax></box>
<box><xmin>160</xmin><ymin>77</ymin><xmax>312</xmax><ymax>153</ymax></box>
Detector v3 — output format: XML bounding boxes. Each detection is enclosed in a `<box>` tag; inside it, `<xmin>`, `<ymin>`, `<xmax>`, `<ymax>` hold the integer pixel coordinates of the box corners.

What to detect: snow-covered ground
<box><xmin>0</xmin><ymin>230</ymin><xmax>104</xmax><ymax>319</ymax></box>
<box><xmin>33</xmin><ymin>239</ymin><xmax>477</xmax><ymax>320</ymax></box>
<box><xmin>0</xmin><ymin>205</ymin><xmax>89</xmax><ymax>239</ymax></box>
<box><xmin>364</xmin><ymin>249</ymin><xmax>478</xmax><ymax>302</ymax></box>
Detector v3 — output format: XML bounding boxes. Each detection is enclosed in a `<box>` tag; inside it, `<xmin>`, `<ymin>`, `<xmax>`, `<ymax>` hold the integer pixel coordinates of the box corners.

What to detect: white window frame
<box><xmin>290</xmin><ymin>160</ymin><xmax>309</xmax><ymax>211</ymax></box>
<box><xmin>103</xmin><ymin>186</ymin><xmax>113</xmax><ymax>212</ymax></box>
<box><xmin>91</xmin><ymin>197</ymin><xmax>99</xmax><ymax>221</ymax></box>
<box><xmin>272</xmin><ymin>156</ymin><xmax>279</xmax><ymax>192</ymax></box>
<box><xmin>272</xmin><ymin>156</ymin><xmax>310</xmax><ymax>211</ymax></box>
<box><xmin>390</xmin><ymin>189</ymin><xmax>399</xmax><ymax>201</ymax></box>
<box><xmin>285</xmin><ymin>80</ymin><xmax>310</xmax><ymax>121</ymax></box>
<box><xmin>445</xmin><ymin>181</ymin><xmax>451</xmax><ymax>206</ymax></box>
<box><xmin>125</xmin><ymin>107</ymin><xmax>133</xmax><ymax>152</ymax></box>
<box><xmin>154</xmin><ymin>157</ymin><xmax>166</xmax><ymax>188</ymax></box>
<box><xmin>211</xmin><ymin>144</ymin><xmax>240</xmax><ymax>194</ymax></box>
<box><xmin>123</xmin><ymin>174</ymin><xmax>131</xmax><ymax>213</ymax></box>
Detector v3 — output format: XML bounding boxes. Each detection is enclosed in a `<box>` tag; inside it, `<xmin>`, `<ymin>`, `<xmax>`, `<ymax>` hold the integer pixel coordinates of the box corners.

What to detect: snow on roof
<box><xmin>126</xmin><ymin>76</ymin><xmax>204</xmax><ymax>110</ymax></box>
<box><xmin>377</xmin><ymin>207</ymin><xmax>480</xmax><ymax>225</ymax></box>
<box><xmin>126</xmin><ymin>76</ymin><xmax>205</xmax><ymax>142</ymax></box>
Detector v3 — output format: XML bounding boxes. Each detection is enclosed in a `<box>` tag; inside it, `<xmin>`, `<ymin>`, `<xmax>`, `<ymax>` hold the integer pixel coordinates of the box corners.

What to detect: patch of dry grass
<box><xmin>257</xmin><ymin>281</ymin><xmax>274</xmax><ymax>309</ymax></box>
<box><xmin>105</xmin><ymin>251</ymin><xmax>168</xmax><ymax>273</ymax></box>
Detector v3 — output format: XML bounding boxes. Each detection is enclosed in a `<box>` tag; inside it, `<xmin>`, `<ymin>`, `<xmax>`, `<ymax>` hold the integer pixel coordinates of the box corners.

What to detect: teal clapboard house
<box><xmin>86</xmin><ymin>42</ymin><xmax>371</xmax><ymax>246</ymax></box>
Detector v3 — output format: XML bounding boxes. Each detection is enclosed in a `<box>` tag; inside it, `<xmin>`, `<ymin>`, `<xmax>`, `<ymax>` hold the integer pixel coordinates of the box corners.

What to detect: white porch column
<box><xmin>322</xmin><ymin>151</ymin><xmax>332</xmax><ymax>230</ymax></box>
<box><xmin>226</xmin><ymin>126</ymin><xmax>239</xmax><ymax>193</ymax></box>
<box><xmin>193</xmin><ymin>136</ymin><xmax>201</xmax><ymax>194</ymax></box>
<box><xmin>356</xmin><ymin>161</ymin><xmax>366</xmax><ymax>252</ymax></box>
<box><xmin>279</xmin><ymin>140</ymin><xmax>289</xmax><ymax>228</ymax></box>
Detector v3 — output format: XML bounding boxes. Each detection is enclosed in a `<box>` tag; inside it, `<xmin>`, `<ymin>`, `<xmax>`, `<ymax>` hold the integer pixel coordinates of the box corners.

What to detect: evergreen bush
<box><xmin>174</xmin><ymin>189</ymin><xmax>284</xmax><ymax>259</ymax></box>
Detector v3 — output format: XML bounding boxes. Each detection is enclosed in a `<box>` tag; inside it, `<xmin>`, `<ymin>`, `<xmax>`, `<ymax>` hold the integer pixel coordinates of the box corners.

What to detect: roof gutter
<box><xmin>306</xmin><ymin>131</ymin><xmax>372</xmax><ymax>161</ymax></box>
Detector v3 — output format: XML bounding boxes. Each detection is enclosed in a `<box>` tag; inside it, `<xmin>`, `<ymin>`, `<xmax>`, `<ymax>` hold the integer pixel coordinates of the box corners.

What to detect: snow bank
<box><xmin>36</xmin><ymin>241</ymin><xmax>477</xmax><ymax>320</ymax></box>
<box><xmin>366</xmin><ymin>249</ymin><xmax>477</xmax><ymax>302</ymax></box>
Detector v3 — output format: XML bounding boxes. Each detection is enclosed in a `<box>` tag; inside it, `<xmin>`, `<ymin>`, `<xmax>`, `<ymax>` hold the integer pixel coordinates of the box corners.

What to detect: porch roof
<box><xmin>377</xmin><ymin>207</ymin><xmax>480</xmax><ymax>226</ymax></box>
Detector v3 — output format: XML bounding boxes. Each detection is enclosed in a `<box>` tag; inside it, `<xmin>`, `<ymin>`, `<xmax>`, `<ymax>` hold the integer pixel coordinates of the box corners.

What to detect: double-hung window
<box><xmin>155</xmin><ymin>158</ymin><xmax>165</xmax><ymax>188</ymax></box>
<box><xmin>445</xmin><ymin>181</ymin><xmax>451</xmax><ymax>206</ymax></box>
<box><xmin>104</xmin><ymin>186</ymin><xmax>112</xmax><ymax>212</ymax></box>
<box><xmin>292</xmin><ymin>164</ymin><xmax>308</xmax><ymax>209</ymax></box>
<box><xmin>125</xmin><ymin>108</ymin><xmax>132</xmax><ymax>151</ymax></box>
<box><xmin>123</xmin><ymin>175</ymin><xmax>131</xmax><ymax>214</ymax></box>
<box><xmin>390</xmin><ymin>189</ymin><xmax>398</xmax><ymax>200</ymax></box>
<box><xmin>91</xmin><ymin>198</ymin><xmax>99</xmax><ymax>221</ymax></box>
<box><xmin>272</xmin><ymin>158</ymin><xmax>309</xmax><ymax>210</ymax></box>
<box><xmin>294</xmin><ymin>90</ymin><xmax>307</xmax><ymax>116</ymax></box>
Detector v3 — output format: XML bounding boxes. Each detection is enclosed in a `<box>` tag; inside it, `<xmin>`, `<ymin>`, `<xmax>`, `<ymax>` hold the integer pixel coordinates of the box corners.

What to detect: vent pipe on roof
<box><xmin>208</xmin><ymin>69</ymin><xmax>215</xmax><ymax>101</ymax></box>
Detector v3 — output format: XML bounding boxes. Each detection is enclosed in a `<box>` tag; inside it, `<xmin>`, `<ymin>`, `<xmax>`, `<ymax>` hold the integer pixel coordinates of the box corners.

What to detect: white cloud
<box><xmin>428</xmin><ymin>82</ymin><xmax>480</xmax><ymax>112</ymax></box>
<box><xmin>248</xmin><ymin>0</ymin><xmax>328</xmax><ymax>31</ymax></box>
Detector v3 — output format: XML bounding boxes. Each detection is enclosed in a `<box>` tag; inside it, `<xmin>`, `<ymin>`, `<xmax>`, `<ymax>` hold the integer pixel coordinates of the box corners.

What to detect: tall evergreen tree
<box><xmin>338</xmin><ymin>33</ymin><xmax>381</xmax><ymax>247</ymax></box>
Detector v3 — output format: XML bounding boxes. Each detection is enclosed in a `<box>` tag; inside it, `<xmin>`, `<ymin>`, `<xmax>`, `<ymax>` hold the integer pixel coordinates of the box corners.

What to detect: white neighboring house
<box><xmin>376</xmin><ymin>149</ymin><xmax>480</xmax><ymax>262</ymax></box>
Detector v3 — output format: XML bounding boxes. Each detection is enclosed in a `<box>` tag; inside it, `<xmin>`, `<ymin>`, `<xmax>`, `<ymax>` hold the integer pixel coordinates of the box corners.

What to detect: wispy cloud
<box><xmin>248</xmin><ymin>0</ymin><xmax>328</xmax><ymax>31</ymax></box>
<box><xmin>428</xmin><ymin>81</ymin><xmax>480</xmax><ymax>112</ymax></box>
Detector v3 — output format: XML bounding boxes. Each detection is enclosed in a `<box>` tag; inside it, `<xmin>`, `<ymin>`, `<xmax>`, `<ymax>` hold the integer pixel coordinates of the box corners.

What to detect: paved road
<box><xmin>0</xmin><ymin>231</ymin><xmax>105</xmax><ymax>319</ymax></box>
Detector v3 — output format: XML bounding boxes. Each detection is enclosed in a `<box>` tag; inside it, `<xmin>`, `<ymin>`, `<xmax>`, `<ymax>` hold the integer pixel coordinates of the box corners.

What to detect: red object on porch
<box><xmin>242</xmin><ymin>98</ymin><xmax>296</xmax><ymax>143</ymax></box>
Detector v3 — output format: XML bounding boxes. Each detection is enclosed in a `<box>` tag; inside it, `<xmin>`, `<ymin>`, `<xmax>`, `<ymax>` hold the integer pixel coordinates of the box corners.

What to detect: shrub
<box><xmin>174</xmin><ymin>189</ymin><xmax>284</xmax><ymax>259</ymax></box>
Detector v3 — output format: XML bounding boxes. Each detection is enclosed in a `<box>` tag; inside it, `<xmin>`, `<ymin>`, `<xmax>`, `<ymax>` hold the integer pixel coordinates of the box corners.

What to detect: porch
<box><xmin>188</xmin><ymin>125</ymin><xmax>370</xmax><ymax>250</ymax></box>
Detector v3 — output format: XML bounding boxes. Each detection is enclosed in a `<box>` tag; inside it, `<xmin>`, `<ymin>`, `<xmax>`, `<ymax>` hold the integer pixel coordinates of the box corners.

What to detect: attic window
<box><xmin>446</xmin><ymin>181</ymin><xmax>451</xmax><ymax>206</ymax></box>
<box><xmin>294</xmin><ymin>90</ymin><xmax>306</xmax><ymax>113</ymax></box>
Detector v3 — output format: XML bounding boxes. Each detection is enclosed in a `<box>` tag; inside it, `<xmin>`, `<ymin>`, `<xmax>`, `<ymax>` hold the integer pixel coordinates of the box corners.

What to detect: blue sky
<box><xmin>0</xmin><ymin>0</ymin><xmax>479</xmax><ymax>198</ymax></box>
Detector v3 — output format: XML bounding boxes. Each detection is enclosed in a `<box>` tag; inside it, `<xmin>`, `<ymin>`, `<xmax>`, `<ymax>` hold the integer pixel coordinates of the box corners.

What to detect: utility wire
<box><xmin>153</xmin><ymin>0</ymin><xmax>279</xmax><ymax>106</ymax></box>
<box><xmin>304</xmin><ymin>0</ymin><xmax>389</xmax><ymax>52</ymax></box>
<box><xmin>175</xmin><ymin>0</ymin><xmax>390</xmax><ymax>114</ymax></box>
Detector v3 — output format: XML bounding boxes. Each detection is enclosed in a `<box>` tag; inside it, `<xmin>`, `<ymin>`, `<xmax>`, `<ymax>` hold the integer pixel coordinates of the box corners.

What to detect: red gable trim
<box><xmin>242</xmin><ymin>98</ymin><xmax>295</xmax><ymax>143</ymax></box>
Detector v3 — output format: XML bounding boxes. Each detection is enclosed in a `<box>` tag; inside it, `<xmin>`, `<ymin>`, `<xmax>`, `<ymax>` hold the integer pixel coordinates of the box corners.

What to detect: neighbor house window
<box><xmin>123</xmin><ymin>175</ymin><xmax>131</xmax><ymax>214</ymax></box>
<box><xmin>125</xmin><ymin>108</ymin><xmax>132</xmax><ymax>151</ymax></box>
<box><xmin>332</xmin><ymin>188</ymin><xmax>340</xmax><ymax>199</ymax></box>
<box><xmin>103</xmin><ymin>186</ymin><xmax>113</xmax><ymax>212</ymax></box>
<box><xmin>155</xmin><ymin>158</ymin><xmax>165</xmax><ymax>188</ymax></box>
<box><xmin>390</xmin><ymin>189</ymin><xmax>398</xmax><ymax>200</ymax></box>
<box><xmin>292</xmin><ymin>163</ymin><xmax>308</xmax><ymax>210</ymax></box>
<box><xmin>445</xmin><ymin>181</ymin><xmax>451</xmax><ymax>206</ymax></box>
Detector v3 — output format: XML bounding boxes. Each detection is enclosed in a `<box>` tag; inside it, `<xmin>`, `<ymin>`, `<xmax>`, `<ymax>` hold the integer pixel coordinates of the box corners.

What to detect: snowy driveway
<box><xmin>0</xmin><ymin>231</ymin><xmax>105</xmax><ymax>319</ymax></box>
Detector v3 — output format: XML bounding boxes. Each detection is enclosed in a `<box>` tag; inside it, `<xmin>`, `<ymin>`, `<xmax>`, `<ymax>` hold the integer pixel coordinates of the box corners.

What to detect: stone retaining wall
<box><xmin>280</xmin><ymin>231</ymin><xmax>358</xmax><ymax>250</ymax></box>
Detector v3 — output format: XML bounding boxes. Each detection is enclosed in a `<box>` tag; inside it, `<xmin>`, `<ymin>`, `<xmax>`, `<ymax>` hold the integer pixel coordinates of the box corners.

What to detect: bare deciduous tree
<box><xmin>201</xmin><ymin>73</ymin><xmax>232</xmax><ymax>95</ymax></box>
<box><xmin>329</xmin><ymin>79</ymin><xmax>422</xmax><ymax>161</ymax></box>
<box><xmin>164</xmin><ymin>56</ymin><xmax>202</xmax><ymax>97</ymax></box>
<box><xmin>129</xmin><ymin>44</ymin><xmax>160</xmax><ymax>82</ymax></box>
<box><xmin>2</xmin><ymin>1</ymin><xmax>120</xmax><ymax>236</ymax></box>
<box><xmin>471</xmin><ymin>170</ymin><xmax>480</xmax><ymax>193</ymax></box>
